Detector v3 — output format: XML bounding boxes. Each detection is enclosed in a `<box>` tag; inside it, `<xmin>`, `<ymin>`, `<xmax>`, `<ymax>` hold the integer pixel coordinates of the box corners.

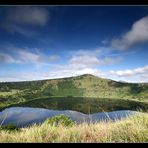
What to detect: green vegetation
<box><xmin>3</xmin><ymin>97</ymin><xmax>148</xmax><ymax>114</ymax></box>
<box><xmin>0</xmin><ymin>112</ymin><xmax>148</xmax><ymax>142</ymax></box>
<box><xmin>0</xmin><ymin>74</ymin><xmax>148</xmax><ymax>113</ymax></box>
<box><xmin>44</xmin><ymin>115</ymin><xmax>75</xmax><ymax>127</ymax></box>
<box><xmin>0</xmin><ymin>73</ymin><xmax>147</xmax><ymax>143</ymax></box>
<box><xmin>0</xmin><ymin>124</ymin><xmax>19</xmax><ymax>131</ymax></box>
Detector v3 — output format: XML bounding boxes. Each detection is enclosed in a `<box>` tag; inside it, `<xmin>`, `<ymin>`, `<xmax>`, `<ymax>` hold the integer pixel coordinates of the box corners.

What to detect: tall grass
<box><xmin>0</xmin><ymin>113</ymin><xmax>148</xmax><ymax>143</ymax></box>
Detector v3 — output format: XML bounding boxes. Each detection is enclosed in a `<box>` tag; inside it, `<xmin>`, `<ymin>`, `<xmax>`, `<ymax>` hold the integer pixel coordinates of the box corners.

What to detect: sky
<box><xmin>0</xmin><ymin>6</ymin><xmax>148</xmax><ymax>83</ymax></box>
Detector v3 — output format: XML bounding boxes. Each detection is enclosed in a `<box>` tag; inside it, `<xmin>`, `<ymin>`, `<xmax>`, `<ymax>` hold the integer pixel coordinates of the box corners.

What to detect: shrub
<box><xmin>0</xmin><ymin>124</ymin><xmax>19</xmax><ymax>131</ymax></box>
<box><xmin>44</xmin><ymin>114</ymin><xmax>75</xmax><ymax>127</ymax></box>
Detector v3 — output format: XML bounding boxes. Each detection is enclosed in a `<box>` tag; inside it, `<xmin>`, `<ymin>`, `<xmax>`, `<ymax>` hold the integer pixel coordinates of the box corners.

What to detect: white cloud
<box><xmin>0</xmin><ymin>67</ymin><xmax>103</xmax><ymax>82</ymax></box>
<box><xmin>0</xmin><ymin>47</ymin><xmax>123</xmax><ymax>82</ymax></box>
<box><xmin>18</xmin><ymin>50</ymin><xmax>59</xmax><ymax>64</ymax></box>
<box><xmin>51</xmin><ymin>63</ymin><xmax>103</xmax><ymax>79</ymax></box>
<box><xmin>111</xmin><ymin>16</ymin><xmax>148</xmax><ymax>50</ymax></box>
<box><xmin>6</xmin><ymin>24</ymin><xmax>38</xmax><ymax>37</ymax></box>
<box><xmin>74</xmin><ymin>68</ymin><xmax>102</xmax><ymax>76</ymax></box>
<box><xmin>35</xmin><ymin>49</ymin><xmax>119</xmax><ymax>80</ymax></box>
<box><xmin>102</xmin><ymin>38</ymin><xmax>109</xmax><ymax>45</ymax></box>
<box><xmin>44</xmin><ymin>68</ymin><xmax>102</xmax><ymax>80</ymax></box>
<box><xmin>108</xmin><ymin>65</ymin><xmax>148</xmax><ymax>82</ymax></box>
<box><xmin>109</xmin><ymin>65</ymin><xmax>148</xmax><ymax>77</ymax></box>
<box><xmin>0</xmin><ymin>46</ymin><xmax>59</xmax><ymax>65</ymax></box>
<box><xmin>7</xmin><ymin>6</ymin><xmax>49</xmax><ymax>26</ymax></box>
<box><xmin>0</xmin><ymin>49</ymin><xmax>106</xmax><ymax>81</ymax></box>
<box><xmin>70</xmin><ymin>55</ymin><xmax>121</xmax><ymax>67</ymax></box>
<box><xmin>1</xmin><ymin>59</ymin><xmax>148</xmax><ymax>83</ymax></box>
<box><xmin>70</xmin><ymin>49</ymin><xmax>122</xmax><ymax>67</ymax></box>
<box><xmin>17</xmin><ymin>50</ymin><xmax>41</xmax><ymax>64</ymax></box>
<box><xmin>70</xmin><ymin>55</ymin><xmax>99</xmax><ymax>66</ymax></box>
<box><xmin>1</xmin><ymin>64</ymin><xmax>148</xmax><ymax>83</ymax></box>
<box><xmin>47</xmin><ymin>48</ymin><xmax>122</xmax><ymax>80</ymax></box>
<box><xmin>0</xmin><ymin>53</ymin><xmax>19</xmax><ymax>64</ymax></box>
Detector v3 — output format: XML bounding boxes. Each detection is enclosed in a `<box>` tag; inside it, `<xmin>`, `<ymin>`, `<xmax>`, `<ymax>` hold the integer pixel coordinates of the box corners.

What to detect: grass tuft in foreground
<box><xmin>0</xmin><ymin>112</ymin><xmax>148</xmax><ymax>143</ymax></box>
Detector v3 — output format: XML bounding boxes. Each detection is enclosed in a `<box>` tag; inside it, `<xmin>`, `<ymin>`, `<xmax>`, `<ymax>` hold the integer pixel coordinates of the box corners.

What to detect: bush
<box><xmin>0</xmin><ymin>124</ymin><xmax>19</xmax><ymax>131</ymax></box>
<box><xmin>44</xmin><ymin>114</ymin><xmax>75</xmax><ymax>127</ymax></box>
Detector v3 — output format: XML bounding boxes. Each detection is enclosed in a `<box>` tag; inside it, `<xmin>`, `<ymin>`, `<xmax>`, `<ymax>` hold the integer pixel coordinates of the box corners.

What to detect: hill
<box><xmin>0</xmin><ymin>74</ymin><xmax>148</xmax><ymax>113</ymax></box>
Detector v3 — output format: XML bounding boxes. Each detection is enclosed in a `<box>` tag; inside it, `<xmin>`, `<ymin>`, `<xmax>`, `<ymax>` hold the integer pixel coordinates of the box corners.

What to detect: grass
<box><xmin>0</xmin><ymin>112</ymin><xmax>148</xmax><ymax>143</ymax></box>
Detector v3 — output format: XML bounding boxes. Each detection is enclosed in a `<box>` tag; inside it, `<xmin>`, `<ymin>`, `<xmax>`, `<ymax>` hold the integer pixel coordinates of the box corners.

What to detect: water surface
<box><xmin>0</xmin><ymin>107</ymin><xmax>136</xmax><ymax>127</ymax></box>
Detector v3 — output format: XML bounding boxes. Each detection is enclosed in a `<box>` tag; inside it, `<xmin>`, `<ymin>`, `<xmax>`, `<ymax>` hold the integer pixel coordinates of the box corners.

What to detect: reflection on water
<box><xmin>0</xmin><ymin>107</ymin><xmax>136</xmax><ymax>127</ymax></box>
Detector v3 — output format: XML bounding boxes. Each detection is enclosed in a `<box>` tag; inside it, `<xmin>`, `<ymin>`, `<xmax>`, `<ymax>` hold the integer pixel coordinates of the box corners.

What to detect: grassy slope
<box><xmin>0</xmin><ymin>113</ymin><xmax>148</xmax><ymax>142</ymax></box>
<box><xmin>0</xmin><ymin>74</ymin><xmax>148</xmax><ymax>112</ymax></box>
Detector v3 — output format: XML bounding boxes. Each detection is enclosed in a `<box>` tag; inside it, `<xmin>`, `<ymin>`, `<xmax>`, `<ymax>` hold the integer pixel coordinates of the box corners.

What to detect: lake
<box><xmin>0</xmin><ymin>107</ymin><xmax>136</xmax><ymax>127</ymax></box>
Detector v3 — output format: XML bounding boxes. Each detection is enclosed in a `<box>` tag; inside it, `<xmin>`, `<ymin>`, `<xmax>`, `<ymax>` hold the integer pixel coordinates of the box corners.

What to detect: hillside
<box><xmin>0</xmin><ymin>74</ymin><xmax>148</xmax><ymax>113</ymax></box>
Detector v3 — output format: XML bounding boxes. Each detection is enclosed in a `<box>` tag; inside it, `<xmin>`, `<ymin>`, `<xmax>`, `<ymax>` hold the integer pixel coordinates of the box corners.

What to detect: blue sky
<box><xmin>0</xmin><ymin>6</ymin><xmax>148</xmax><ymax>82</ymax></box>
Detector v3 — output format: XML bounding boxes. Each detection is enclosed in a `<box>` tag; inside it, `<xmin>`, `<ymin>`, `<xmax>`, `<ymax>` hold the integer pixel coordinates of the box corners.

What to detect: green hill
<box><xmin>0</xmin><ymin>74</ymin><xmax>148</xmax><ymax>113</ymax></box>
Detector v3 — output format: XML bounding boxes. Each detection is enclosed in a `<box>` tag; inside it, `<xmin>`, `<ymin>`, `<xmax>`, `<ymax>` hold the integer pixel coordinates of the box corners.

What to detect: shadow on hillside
<box><xmin>108</xmin><ymin>81</ymin><xmax>145</xmax><ymax>95</ymax></box>
<box><xmin>108</xmin><ymin>81</ymin><xmax>129</xmax><ymax>87</ymax></box>
<box><xmin>129</xmin><ymin>85</ymin><xmax>143</xmax><ymax>94</ymax></box>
